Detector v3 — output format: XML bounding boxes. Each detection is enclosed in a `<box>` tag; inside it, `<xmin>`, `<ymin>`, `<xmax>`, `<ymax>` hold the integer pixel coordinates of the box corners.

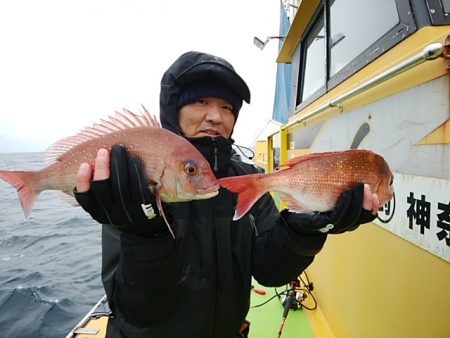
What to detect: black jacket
<box><xmin>100</xmin><ymin>52</ymin><xmax>327</xmax><ymax>338</ymax></box>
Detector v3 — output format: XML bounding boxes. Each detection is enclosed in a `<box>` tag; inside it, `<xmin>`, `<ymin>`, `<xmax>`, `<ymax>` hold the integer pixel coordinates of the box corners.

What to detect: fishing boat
<box><xmin>253</xmin><ymin>0</ymin><xmax>450</xmax><ymax>337</ymax></box>
<box><xmin>69</xmin><ymin>0</ymin><xmax>450</xmax><ymax>337</ymax></box>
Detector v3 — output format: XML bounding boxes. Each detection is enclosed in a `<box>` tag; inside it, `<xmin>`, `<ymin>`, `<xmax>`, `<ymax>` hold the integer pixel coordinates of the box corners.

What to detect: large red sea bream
<box><xmin>219</xmin><ymin>149</ymin><xmax>394</xmax><ymax>220</ymax></box>
<box><xmin>0</xmin><ymin>108</ymin><xmax>219</xmax><ymax>237</ymax></box>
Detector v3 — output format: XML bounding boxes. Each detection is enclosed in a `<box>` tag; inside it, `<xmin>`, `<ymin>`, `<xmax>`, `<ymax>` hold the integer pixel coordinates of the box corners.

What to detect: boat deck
<box><xmin>69</xmin><ymin>279</ymin><xmax>319</xmax><ymax>338</ymax></box>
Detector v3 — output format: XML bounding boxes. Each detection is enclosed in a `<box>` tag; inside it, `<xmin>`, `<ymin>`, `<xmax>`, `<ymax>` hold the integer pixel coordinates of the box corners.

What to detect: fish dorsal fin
<box><xmin>277</xmin><ymin>151</ymin><xmax>338</xmax><ymax>170</ymax></box>
<box><xmin>44</xmin><ymin>106</ymin><xmax>159</xmax><ymax>165</ymax></box>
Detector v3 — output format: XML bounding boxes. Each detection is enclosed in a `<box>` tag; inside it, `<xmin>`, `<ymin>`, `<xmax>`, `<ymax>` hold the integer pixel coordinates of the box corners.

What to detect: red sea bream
<box><xmin>219</xmin><ymin>149</ymin><xmax>394</xmax><ymax>220</ymax></box>
<box><xmin>0</xmin><ymin>108</ymin><xmax>219</xmax><ymax>237</ymax></box>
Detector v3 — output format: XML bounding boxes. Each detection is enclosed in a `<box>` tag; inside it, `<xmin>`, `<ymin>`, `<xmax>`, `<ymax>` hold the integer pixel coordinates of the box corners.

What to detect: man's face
<box><xmin>178</xmin><ymin>97</ymin><xmax>236</xmax><ymax>139</ymax></box>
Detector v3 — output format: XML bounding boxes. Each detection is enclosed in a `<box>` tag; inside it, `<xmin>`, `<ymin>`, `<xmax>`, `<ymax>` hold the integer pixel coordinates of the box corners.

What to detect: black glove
<box><xmin>74</xmin><ymin>144</ymin><xmax>169</xmax><ymax>236</ymax></box>
<box><xmin>284</xmin><ymin>182</ymin><xmax>376</xmax><ymax>235</ymax></box>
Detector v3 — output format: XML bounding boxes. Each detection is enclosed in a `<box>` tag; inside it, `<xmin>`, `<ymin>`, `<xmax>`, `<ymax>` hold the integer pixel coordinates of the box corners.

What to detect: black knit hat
<box><xmin>176</xmin><ymin>77</ymin><xmax>243</xmax><ymax>116</ymax></box>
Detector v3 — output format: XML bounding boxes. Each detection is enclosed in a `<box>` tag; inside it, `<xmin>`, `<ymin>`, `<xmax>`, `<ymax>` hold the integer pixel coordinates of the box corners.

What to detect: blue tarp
<box><xmin>272</xmin><ymin>1</ymin><xmax>292</xmax><ymax>124</ymax></box>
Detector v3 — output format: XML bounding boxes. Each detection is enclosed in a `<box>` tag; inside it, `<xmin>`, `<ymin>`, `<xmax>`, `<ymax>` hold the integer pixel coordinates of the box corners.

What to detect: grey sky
<box><xmin>0</xmin><ymin>0</ymin><xmax>281</xmax><ymax>153</ymax></box>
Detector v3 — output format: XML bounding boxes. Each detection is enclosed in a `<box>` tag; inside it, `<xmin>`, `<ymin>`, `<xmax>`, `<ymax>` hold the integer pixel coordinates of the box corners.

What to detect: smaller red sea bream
<box><xmin>0</xmin><ymin>107</ymin><xmax>219</xmax><ymax>237</ymax></box>
<box><xmin>219</xmin><ymin>149</ymin><xmax>394</xmax><ymax>220</ymax></box>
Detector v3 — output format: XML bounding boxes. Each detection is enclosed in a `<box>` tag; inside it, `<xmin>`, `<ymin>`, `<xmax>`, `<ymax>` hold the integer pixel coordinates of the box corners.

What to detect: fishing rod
<box><xmin>276</xmin><ymin>273</ymin><xmax>317</xmax><ymax>337</ymax></box>
<box><xmin>277</xmin><ymin>279</ymin><xmax>299</xmax><ymax>338</ymax></box>
<box><xmin>250</xmin><ymin>272</ymin><xmax>318</xmax><ymax>337</ymax></box>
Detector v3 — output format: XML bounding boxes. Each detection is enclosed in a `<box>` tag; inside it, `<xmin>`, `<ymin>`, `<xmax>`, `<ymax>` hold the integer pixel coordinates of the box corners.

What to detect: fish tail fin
<box><xmin>218</xmin><ymin>174</ymin><xmax>266</xmax><ymax>220</ymax></box>
<box><xmin>0</xmin><ymin>170</ymin><xmax>41</xmax><ymax>218</ymax></box>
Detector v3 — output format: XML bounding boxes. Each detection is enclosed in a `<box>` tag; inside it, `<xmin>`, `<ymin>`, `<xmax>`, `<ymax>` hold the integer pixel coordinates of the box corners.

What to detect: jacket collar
<box><xmin>185</xmin><ymin>136</ymin><xmax>232</xmax><ymax>178</ymax></box>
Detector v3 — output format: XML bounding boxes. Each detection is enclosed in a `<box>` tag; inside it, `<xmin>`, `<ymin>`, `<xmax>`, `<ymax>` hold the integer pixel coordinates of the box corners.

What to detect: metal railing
<box><xmin>283</xmin><ymin>42</ymin><xmax>445</xmax><ymax>130</ymax></box>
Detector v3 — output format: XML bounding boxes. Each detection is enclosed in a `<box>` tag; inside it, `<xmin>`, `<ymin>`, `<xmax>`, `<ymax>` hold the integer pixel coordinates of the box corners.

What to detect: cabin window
<box><xmin>295</xmin><ymin>0</ymin><xmax>416</xmax><ymax>109</ymax></box>
<box><xmin>300</xmin><ymin>13</ymin><xmax>326</xmax><ymax>102</ymax></box>
<box><xmin>443</xmin><ymin>0</ymin><xmax>450</xmax><ymax>12</ymax></box>
<box><xmin>329</xmin><ymin>0</ymin><xmax>399</xmax><ymax>77</ymax></box>
<box><xmin>426</xmin><ymin>0</ymin><xmax>450</xmax><ymax>24</ymax></box>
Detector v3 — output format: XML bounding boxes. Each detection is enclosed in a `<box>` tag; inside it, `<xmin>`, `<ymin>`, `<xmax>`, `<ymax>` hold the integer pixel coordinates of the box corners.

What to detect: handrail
<box><xmin>65</xmin><ymin>295</ymin><xmax>108</xmax><ymax>338</ymax></box>
<box><xmin>282</xmin><ymin>42</ymin><xmax>445</xmax><ymax>130</ymax></box>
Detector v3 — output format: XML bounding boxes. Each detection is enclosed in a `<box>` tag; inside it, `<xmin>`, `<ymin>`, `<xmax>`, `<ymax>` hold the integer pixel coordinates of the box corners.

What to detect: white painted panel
<box><xmin>376</xmin><ymin>173</ymin><xmax>450</xmax><ymax>262</ymax></box>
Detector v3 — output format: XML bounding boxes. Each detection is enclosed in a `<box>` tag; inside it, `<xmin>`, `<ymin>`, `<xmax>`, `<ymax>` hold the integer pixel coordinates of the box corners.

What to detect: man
<box><xmin>75</xmin><ymin>51</ymin><xmax>380</xmax><ymax>338</ymax></box>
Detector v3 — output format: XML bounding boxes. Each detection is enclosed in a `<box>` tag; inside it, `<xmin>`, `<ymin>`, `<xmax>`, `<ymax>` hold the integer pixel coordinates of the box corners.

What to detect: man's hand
<box><xmin>326</xmin><ymin>183</ymin><xmax>379</xmax><ymax>234</ymax></box>
<box><xmin>74</xmin><ymin>145</ymin><xmax>168</xmax><ymax>235</ymax></box>
<box><xmin>284</xmin><ymin>183</ymin><xmax>380</xmax><ymax>235</ymax></box>
<box><xmin>76</xmin><ymin>148</ymin><xmax>110</xmax><ymax>193</ymax></box>
<box><xmin>362</xmin><ymin>183</ymin><xmax>380</xmax><ymax>215</ymax></box>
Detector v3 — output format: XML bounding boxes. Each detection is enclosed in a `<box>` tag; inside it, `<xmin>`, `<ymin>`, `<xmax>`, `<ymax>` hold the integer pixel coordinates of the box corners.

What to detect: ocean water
<box><xmin>0</xmin><ymin>153</ymin><xmax>104</xmax><ymax>338</ymax></box>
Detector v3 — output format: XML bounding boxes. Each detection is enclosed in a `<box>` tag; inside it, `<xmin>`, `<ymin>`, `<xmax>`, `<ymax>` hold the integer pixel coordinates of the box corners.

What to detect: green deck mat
<box><xmin>247</xmin><ymin>281</ymin><xmax>315</xmax><ymax>338</ymax></box>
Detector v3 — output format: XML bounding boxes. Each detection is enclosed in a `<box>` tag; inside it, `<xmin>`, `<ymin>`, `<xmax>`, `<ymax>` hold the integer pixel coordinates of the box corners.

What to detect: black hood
<box><xmin>159</xmin><ymin>51</ymin><xmax>251</xmax><ymax>135</ymax></box>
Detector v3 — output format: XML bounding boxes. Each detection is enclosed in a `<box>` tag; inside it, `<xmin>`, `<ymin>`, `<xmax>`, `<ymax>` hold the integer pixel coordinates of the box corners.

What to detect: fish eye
<box><xmin>184</xmin><ymin>162</ymin><xmax>199</xmax><ymax>176</ymax></box>
<box><xmin>389</xmin><ymin>177</ymin><xmax>394</xmax><ymax>185</ymax></box>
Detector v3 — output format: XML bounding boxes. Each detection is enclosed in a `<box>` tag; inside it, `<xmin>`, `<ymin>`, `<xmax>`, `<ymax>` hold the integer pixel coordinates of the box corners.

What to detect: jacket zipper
<box><xmin>248</xmin><ymin>213</ymin><xmax>258</xmax><ymax>237</ymax></box>
<box><xmin>213</xmin><ymin>140</ymin><xmax>219</xmax><ymax>172</ymax></box>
